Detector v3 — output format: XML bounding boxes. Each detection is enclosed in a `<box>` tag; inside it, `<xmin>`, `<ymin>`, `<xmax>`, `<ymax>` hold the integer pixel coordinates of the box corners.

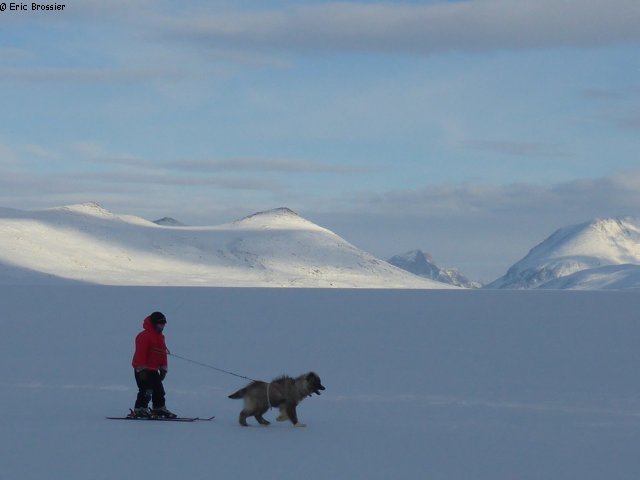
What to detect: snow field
<box><xmin>1</xmin><ymin>287</ymin><xmax>639</xmax><ymax>479</ymax></box>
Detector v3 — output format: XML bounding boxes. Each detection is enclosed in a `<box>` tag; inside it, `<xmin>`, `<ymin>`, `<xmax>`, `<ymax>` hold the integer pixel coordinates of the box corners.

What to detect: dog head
<box><xmin>305</xmin><ymin>372</ymin><xmax>326</xmax><ymax>396</ymax></box>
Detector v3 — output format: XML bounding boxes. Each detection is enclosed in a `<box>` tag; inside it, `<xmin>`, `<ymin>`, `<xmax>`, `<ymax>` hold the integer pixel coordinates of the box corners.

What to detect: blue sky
<box><xmin>1</xmin><ymin>0</ymin><xmax>639</xmax><ymax>280</ymax></box>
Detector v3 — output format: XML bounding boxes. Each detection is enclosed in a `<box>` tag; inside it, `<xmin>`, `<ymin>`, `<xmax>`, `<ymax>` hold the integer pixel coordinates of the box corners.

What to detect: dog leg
<box><xmin>285</xmin><ymin>403</ymin><xmax>304</xmax><ymax>427</ymax></box>
<box><xmin>276</xmin><ymin>406</ymin><xmax>289</xmax><ymax>422</ymax></box>
<box><xmin>255</xmin><ymin>413</ymin><xmax>271</xmax><ymax>426</ymax></box>
<box><xmin>239</xmin><ymin>410</ymin><xmax>250</xmax><ymax>427</ymax></box>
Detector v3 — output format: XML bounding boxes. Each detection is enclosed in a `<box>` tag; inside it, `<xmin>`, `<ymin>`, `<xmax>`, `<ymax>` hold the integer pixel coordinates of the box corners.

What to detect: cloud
<box><xmin>0</xmin><ymin>47</ymin><xmax>33</xmax><ymax>61</ymax></box>
<box><xmin>0</xmin><ymin>140</ymin><xmax>368</xmax><ymax>211</ymax></box>
<box><xmin>341</xmin><ymin>171</ymin><xmax>640</xmax><ymax>218</ymax></box>
<box><xmin>581</xmin><ymin>88</ymin><xmax>640</xmax><ymax>130</ymax></box>
<box><xmin>69</xmin><ymin>142</ymin><xmax>368</xmax><ymax>175</ymax></box>
<box><xmin>68</xmin><ymin>142</ymin><xmax>142</xmax><ymax>165</ymax></box>
<box><xmin>0</xmin><ymin>142</ymin><xmax>20</xmax><ymax>166</ymax></box>
<box><xmin>164</xmin><ymin>158</ymin><xmax>368</xmax><ymax>174</ymax></box>
<box><xmin>0</xmin><ymin>67</ymin><xmax>180</xmax><ymax>83</ymax></box>
<box><xmin>22</xmin><ymin>144</ymin><xmax>59</xmax><ymax>160</ymax></box>
<box><xmin>163</xmin><ymin>0</ymin><xmax>640</xmax><ymax>56</ymax></box>
<box><xmin>582</xmin><ymin>88</ymin><xmax>640</xmax><ymax>100</ymax></box>
<box><xmin>0</xmin><ymin>166</ymin><xmax>282</xmax><ymax>193</ymax></box>
<box><xmin>613</xmin><ymin>109</ymin><xmax>640</xmax><ymax>130</ymax></box>
<box><xmin>78</xmin><ymin>171</ymin><xmax>282</xmax><ymax>190</ymax></box>
<box><xmin>460</xmin><ymin>139</ymin><xmax>569</xmax><ymax>158</ymax></box>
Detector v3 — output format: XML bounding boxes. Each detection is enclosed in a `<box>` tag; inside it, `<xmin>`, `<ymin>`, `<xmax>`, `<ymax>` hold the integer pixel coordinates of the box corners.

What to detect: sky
<box><xmin>0</xmin><ymin>0</ymin><xmax>639</xmax><ymax>281</ymax></box>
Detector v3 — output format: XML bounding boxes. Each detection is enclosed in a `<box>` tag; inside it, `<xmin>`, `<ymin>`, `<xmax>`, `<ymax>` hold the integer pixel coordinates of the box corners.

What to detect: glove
<box><xmin>159</xmin><ymin>369</ymin><xmax>167</xmax><ymax>381</ymax></box>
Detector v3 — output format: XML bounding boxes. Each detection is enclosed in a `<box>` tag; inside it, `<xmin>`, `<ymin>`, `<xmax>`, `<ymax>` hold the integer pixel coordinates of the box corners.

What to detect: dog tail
<box><xmin>228</xmin><ymin>387</ymin><xmax>247</xmax><ymax>399</ymax></box>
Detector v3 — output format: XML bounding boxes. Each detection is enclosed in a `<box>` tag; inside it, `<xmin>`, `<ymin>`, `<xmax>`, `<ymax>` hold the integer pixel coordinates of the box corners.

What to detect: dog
<box><xmin>228</xmin><ymin>372</ymin><xmax>325</xmax><ymax>427</ymax></box>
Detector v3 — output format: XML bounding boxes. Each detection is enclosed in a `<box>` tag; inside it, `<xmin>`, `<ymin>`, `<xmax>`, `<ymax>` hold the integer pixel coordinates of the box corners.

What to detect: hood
<box><xmin>142</xmin><ymin>316</ymin><xmax>163</xmax><ymax>334</ymax></box>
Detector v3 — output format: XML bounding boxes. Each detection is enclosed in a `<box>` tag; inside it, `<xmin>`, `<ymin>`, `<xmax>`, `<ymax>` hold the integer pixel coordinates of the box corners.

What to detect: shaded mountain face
<box><xmin>0</xmin><ymin>203</ymin><xmax>451</xmax><ymax>289</ymax></box>
<box><xmin>488</xmin><ymin>217</ymin><xmax>640</xmax><ymax>289</ymax></box>
<box><xmin>388</xmin><ymin>250</ymin><xmax>481</xmax><ymax>288</ymax></box>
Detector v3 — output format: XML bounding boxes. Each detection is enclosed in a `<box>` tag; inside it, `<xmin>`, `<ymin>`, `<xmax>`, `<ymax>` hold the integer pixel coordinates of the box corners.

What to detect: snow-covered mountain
<box><xmin>488</xmin><ymin>217</ymin><xmax>640</xmax><ymax>289</ymax></box>
<box><xmin>387</xmin><ymin>250</ymin><xmax>482</xmax><ymax>288</ymax></box>
<box><xmin>0</xmin><ymin>203</ymin><xmax>450</xmax><ymax>288</ymax></box>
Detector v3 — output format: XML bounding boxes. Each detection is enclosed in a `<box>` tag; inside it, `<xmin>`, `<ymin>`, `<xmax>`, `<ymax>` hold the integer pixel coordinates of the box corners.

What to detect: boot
<box><xmin>131</xmin><ymin>407</ymin><xmax>151</xmax><ymax>418</ymax></box>
<box><xmin>151</xmin><ymin>406</ymin><xmax>177</xmax><ymax>419</ymax></box>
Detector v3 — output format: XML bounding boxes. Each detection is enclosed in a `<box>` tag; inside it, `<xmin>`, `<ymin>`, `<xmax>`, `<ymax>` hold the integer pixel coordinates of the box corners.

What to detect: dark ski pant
<box><xmin>134</xmin><ymin>369</ymin><xmax>166</xmax><ymax>409</ymax></box>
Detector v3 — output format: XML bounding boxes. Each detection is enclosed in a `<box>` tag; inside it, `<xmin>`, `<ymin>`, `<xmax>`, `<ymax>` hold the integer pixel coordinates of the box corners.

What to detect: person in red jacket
<box><xmin>131</xmin><ymin>311</ymin><xmax>176</xmax><ymax>418</ymax></box>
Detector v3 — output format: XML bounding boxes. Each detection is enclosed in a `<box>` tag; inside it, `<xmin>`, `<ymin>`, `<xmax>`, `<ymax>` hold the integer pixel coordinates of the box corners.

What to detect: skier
<box><xmin>131</xmin><ymin>311</ymin><xmax>177</xmax><ymax>418</ymax></box>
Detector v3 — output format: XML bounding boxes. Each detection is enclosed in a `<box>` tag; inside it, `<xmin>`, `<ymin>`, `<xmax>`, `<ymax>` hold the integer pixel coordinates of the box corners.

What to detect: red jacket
<box><xmin>132</xmin><ymin>316</ymin><xmax>168</xmax><ymax>371</ymax></box>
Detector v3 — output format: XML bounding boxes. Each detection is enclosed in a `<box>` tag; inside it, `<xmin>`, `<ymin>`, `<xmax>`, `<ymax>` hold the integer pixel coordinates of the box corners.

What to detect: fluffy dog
<box><xmin>228</xmin><ymin>372</ymin><xmax>325</xmax><ymax>427</ymax></box>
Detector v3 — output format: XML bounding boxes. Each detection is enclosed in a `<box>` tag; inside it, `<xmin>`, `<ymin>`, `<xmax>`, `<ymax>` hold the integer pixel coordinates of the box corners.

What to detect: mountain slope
<box><xmin>0</xmin><ymin>203</ymin><xmax>449</xmax><ymax>288</ymax></box>
<box><xmin>388</xmin><ymin>250</ymin><xmax>481</xmax><ymax>288</ymax></box>
<box><xmin>539</xmin><ymin>264</ymin><xmax>640</xmax><ymax>290</ymax></box>
<box><xmin>488</xmin><ymin>217</ymin><xmax>640</xmax><ymax>289</ymax></box>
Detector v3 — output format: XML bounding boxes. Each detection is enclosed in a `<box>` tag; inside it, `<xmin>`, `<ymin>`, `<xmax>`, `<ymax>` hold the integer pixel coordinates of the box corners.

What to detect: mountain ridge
<box><xmin>0</xmin><ymin>203</ymin><xmax>450</xmax><ymax>289</ymax></box>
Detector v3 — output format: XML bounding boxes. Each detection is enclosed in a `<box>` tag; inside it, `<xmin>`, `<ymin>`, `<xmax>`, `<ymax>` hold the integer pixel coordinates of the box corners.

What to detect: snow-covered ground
<box><xmin>1</xmin><ymin>286</ymin><xmax>639</xmax><ymax>479</ymax></box>
<box><xmin>0</xmin><ymin>203</ymin><xmax>444</xmax><ymax>289</ymax></box>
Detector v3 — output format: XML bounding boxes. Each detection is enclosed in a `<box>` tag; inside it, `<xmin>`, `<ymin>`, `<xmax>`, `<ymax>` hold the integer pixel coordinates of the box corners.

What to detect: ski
<box><xmin>107</xmin><ymin>410</ymin><xmax>214</xmax><ymax>422</ymax></box>
<box><xmin>106</xmin><ymin>416</ymin><xmax>214</xmax><ymax>422</ymax></box>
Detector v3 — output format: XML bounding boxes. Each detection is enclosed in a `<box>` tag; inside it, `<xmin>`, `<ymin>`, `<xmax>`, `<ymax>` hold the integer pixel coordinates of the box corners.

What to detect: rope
<box><xmin>167</xmin><ymin>352</ymin><xmax>257</xmax><ymax>382</ymax></box>
<box><xmin>266</xmin><ymin>382</ymin><xmax>272</xmax><ymax>409</ymax></box>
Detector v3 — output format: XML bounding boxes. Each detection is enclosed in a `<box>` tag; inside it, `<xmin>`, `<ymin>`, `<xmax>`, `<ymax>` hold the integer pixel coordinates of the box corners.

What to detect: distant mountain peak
<box><xmin>394</xmin><ymin>249</ymin><xmax>435</xmax><ymax>264</ymax></box>
<box><xmin>56</xmin><ymin>202</ymin><xmax>114</xmax><ymax>217</ymax></box>
<box><xmin>153</xmin><ymin>217</ymin><xmax>186</xmax><ymax>227</ymax></box>
<box><xmin>233</xmin><ymin>207</ymin><xmax>325</xmax><ymax>232</ymax></box>
<box><xmin>388</xmin><ymin>249</ymin><xmax>481</xmax><ymax>288</ymax></box>
<box><xmin>241</xmin><ymin>207</ymin><xmax>300</xmax><ymax>220</ymax></box>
